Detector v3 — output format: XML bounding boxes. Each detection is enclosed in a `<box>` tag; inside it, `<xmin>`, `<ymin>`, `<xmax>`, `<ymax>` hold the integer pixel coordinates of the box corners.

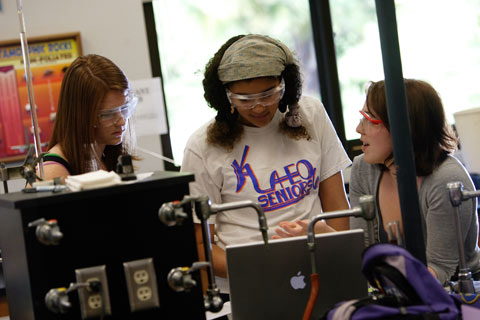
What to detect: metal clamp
<box><xmin>28</xmin><ymin>218</ymin><xmax>63</xmax><ymax>246</ymax></box>
<box><xmin>158</xmin><ymin>201</ymin><xmax>189</xmax><ymax>226</ymax></box>
<box><xmin>167</xmin><ymin>261</ymin><xmax>210</xmax><ymax>292</ymax></box>
<box><xmin>44</xmin><ymin>281</ymin><xmax>94</xmax><ymax>314</ymax></box>
<box><xmin>0</xmin><ymin>145</ymin><xmax>45</xmax><ymax>191</ymax></box>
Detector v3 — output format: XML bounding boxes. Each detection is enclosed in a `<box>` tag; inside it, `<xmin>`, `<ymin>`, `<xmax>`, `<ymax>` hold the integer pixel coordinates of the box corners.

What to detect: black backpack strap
<box><xmin>371</xmin><ymin>261</ymin><xmax>423</xmax><ymax>305</ymax></box>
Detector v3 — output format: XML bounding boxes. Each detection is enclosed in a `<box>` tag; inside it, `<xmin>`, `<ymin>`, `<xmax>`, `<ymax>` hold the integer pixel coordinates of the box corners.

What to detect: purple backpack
<box><xmin>322</xmin><ymin>244</ymin><xmax>460</xmax><ymax>320</ymax></box>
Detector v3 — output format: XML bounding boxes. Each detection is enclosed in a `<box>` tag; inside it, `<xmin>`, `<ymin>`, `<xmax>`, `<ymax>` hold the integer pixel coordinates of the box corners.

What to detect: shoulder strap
<box><xmin>372</xmin><ymin>262</ymin><xmax>423</xmax><ymax>305</ymax></box>
<box><xmin>43</xmin><ymin>153</ymin><xmax>73</xmax><ymax>175</ymax></box>
<box><xmin>323</xmin><ymin>295</ymin><xmax>441</xmax><ymax>320</ymax></box>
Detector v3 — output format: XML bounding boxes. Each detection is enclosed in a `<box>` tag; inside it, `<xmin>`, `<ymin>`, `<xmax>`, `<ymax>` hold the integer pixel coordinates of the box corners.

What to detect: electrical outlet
<box><xmin>75</xmin><ymin>265</ymin><xmax>112</xmax><ymax>319</ymax></box>
<box><xmin>123</xmin><ymin>258</ymin><xmax>160</xmax><ymax>312</ymax></box>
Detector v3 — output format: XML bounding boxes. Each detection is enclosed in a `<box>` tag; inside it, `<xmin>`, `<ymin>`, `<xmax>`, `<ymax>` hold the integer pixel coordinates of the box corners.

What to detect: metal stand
<box><xmin>158</xmin><ymin>196</ymin><xmax>268</xmax><ymax>313</ymax></box>
<box><xmin>307</xmin><ymin>195</ymin><xmax>375</xmax><ymax>274</ymax></box>
<box><xmin>302</xmin><ymin>195</ymin><xmax>375</xmax><ymax>320</ymax></box>
<box><xmin>0</xmin><ymin>145</ymin><xmax>44</xmax><ymax>192</ymax></box>
<box><xmin>447</xmin><ymin>181</ymin><xmax>480</xmax><ymax>294</ymax></box>
<box><xmin>16</xmin><ymin>0</ymin><xmax>45</xmax><ymax>179</ymax></box>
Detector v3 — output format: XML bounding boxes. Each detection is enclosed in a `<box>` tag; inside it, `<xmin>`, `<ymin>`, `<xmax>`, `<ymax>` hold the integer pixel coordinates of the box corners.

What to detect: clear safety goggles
<box><xmin>97</xmin><ymin>95</ymin><xmax>138</xmax><ymax>127</ymax></box>
<box><xmin>226</xmin><ymin>78</ymin><xmax>285</xmax><ymax>110</ymax></box>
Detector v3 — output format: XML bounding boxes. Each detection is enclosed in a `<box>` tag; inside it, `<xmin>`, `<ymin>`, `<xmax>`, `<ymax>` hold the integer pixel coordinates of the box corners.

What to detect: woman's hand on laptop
<box><xmin>272</xmin><ymin>219</ymin><xmax>335</xmax><ymax>239</ymax></box>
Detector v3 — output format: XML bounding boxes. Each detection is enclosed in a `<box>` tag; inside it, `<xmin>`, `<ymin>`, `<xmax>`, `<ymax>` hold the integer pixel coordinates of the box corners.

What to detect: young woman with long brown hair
<box><xmin>43</xmin><ymin>54</ymin><xmax>137</xmax><ymax>180</ymax></box>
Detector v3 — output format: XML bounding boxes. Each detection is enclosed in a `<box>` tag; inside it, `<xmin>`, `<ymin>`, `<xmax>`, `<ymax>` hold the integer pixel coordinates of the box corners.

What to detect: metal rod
<box><xmin>16</xmin><ymin>0</ymin><xmax>44</xmax><ymax>179</ymax></box>
<box><xmin>211</xmin><ymin>200</ymin><xmax>268</xmax><ymax>245</ymax></box>
<box><xmin>306</xmin><ymin>195</ymin><xmax>376</xmax><ymax>274</ymax></box>
<box><xmin>375</xmin><ymin>0</ymin><xmax>426</xmax><ymax>263</ymax></box>
<box><xmin>453</xmin><ymin>204</ymin><xmax>475</xmax><ymax>294</ymax></box>
<box><xmin>135</xmin><ymin>146</ymin><xmax>179</xmax><ymax>166</ymax></box>
<box><xmin>358</xmin><ymin>195</ymin><xmax>376</xmax><ymax>245</ymax></box>
<box><xmin>306</xmin><ymin>209</ymin><xmax>361</xmax><ymax>274</ymax></box>
<box><xmin>308</xmin><ymin>0</ymin><xmax>346</xmax><ymax>145</ymax></box>
<box><xmin>452</xmin><ymin>207</ymin><xmax>469</xmax><ymax>272</ymax></box>
<box><xmin>447</xmin><ymin>181</ymin><xmax>475</xmax><ymax>293</ymax></box>
<box><xmin>194</xmin><ymin>198</ymin><xmax>217</xmax><ymax>290</ymax></box>
<box><xmin>0</xmin><ymin>163</ymin><xmax>8</xmax><ymax>193</ymax></box>
<box><xmin>463</xmin><ymin>190</ymin><xmax>480</xmax><ymax>200</ymax></box>
<box><xmin>307</xmin><ymin>208</ymin><xmax>363</xmax><ymax>274</ymax></box>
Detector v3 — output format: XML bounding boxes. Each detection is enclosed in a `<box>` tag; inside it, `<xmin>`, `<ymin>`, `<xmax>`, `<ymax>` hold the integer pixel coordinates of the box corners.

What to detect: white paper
<box><xmin>130</xmin><ymin>77</ymin><xmax>168</xmax><ymax>136</ymax></box>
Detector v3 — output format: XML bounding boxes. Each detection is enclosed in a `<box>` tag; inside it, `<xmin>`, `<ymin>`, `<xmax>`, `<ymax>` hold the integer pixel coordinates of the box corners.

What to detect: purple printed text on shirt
<box><xmin>231</xmin><ymin>145</ymin><xmax>320</xmax><ymax>212</ymax></box>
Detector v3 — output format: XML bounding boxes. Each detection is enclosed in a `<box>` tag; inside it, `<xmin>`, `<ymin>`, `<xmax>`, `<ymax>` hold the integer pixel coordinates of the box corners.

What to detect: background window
<box><xmin>151</xmin><ymin>0</ymin><xmax>480</xmax><ymax>164</ymax></box>
<box><xmin>330</xmin><ymin>0</ymin><xmax>480</xmax><ymax>141</ymax></box>
<box><xmin>152</xmin><ymin>0</ymin><xmax>320</xmax><ymax>164</ymax></box>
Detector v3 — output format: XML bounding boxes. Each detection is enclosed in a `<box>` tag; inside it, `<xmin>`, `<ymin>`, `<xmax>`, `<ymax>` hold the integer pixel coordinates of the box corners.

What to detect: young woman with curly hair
<box><xmin>181</xmin><ymin>34</ymin><xmax>351</xmax><ymax>282</ymax></box>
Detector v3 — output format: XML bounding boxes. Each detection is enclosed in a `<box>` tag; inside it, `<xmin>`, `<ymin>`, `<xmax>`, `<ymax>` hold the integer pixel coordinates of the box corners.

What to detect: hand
<box><xmin>273</xmin><ymin>220</ymin><xmax>309</xmax><ymax>239</ymax></box>
<box><xmin>273</xmin><ymin>219</ymin><xmax>337</xmax><ymax>239</ymax></box>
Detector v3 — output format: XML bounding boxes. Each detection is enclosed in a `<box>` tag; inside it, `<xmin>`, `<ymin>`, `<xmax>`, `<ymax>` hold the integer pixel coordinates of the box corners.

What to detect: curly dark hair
<box><xmin>203</xmin><ymin>35</ymin><xmax>310</xmax><ymax>151</ymax></box>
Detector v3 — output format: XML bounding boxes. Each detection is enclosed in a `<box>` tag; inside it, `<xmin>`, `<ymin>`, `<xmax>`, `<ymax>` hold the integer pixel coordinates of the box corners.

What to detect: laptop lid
<box><xmin>226</xmin><ymin>229</ymin><xmax>367</xmax><ymax>320</ymax></box>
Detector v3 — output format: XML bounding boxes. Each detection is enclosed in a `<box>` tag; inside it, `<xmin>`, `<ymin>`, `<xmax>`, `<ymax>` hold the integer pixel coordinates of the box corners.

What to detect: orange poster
<box><xmin>0</xmin><ymin>33</ymin><xmax>82</xmax><ymax>162</ymax></box>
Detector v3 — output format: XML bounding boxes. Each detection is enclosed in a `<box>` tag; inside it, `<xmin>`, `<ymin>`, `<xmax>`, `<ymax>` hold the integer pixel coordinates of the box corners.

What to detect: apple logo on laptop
<box><xmin>290</xmin><ymin>271</ymin><xmax>306</xmax><ymax>290</ymax></box>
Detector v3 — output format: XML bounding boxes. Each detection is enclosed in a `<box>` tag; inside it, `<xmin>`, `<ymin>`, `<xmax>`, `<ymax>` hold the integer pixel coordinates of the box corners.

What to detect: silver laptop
<box><xmin>226</xmin><ymin>229</ymin><xmax>367</xmax><ymax>320</ymax></box>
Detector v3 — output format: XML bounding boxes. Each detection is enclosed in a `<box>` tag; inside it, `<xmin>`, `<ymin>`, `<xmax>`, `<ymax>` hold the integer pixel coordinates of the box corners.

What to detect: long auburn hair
<box><xmin>203</xmin><ymin>35</ymin><xmax>309</xmax><ymax>151</ymax></box>
<box><xmin>48</xmin><ymin>54</ymin><xmax>135</xmax><ymax>174</ymax></box>
<box><xmin>366</xmin><ymin>79</ymin><xmax>457</xmax><ymax>176</ymax></box>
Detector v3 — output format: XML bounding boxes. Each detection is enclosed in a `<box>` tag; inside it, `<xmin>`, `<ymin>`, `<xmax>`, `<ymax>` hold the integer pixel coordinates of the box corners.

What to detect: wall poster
<box><xmin>0</xmin><ymin>32</ymin><xmax>82</xmax><ymax>162</ymax></box>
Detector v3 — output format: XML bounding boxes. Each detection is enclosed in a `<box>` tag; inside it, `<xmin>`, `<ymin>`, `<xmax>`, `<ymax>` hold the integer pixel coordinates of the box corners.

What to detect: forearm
<box><xmin>196</xmin><ymin>242</ymin><xmax>227</xmax><ymax>278</ymax></box>
<box><xmin>212</xmin><ymin>243</ymin><xmax>227</xmax><ymax>278</ymax></box>
<box><xmin>324</xmin><ymin>215</ymin><xmax>349</xmax><ymax>231</ymax></box>
<box><xmin>322</xmin><ymin>192</ymin><xmax>350</xmax><ymax>230</ymax></box>
<box><xmin>195</xmin><ymin>223</ymin><xmax>228</xmax><ymax>280</ymax></box>
<box><xmin>319</xmin><ymin>172</ymin><xmax>350</xmax><ymax>231</ymax></box>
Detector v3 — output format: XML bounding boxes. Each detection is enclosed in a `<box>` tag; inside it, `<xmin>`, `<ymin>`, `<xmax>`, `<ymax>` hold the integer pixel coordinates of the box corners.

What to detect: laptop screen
<box><xmin>226</xmin><ymin>229</ymin><xmax>367</xmax><ymax>320</ymax></box>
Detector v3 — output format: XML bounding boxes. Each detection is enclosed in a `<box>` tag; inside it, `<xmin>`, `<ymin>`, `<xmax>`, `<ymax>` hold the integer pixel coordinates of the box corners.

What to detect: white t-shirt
<box><xmin>181</xmin><ymin>96</ymin><xmax>351</xmax><ymax>249</ymax></box>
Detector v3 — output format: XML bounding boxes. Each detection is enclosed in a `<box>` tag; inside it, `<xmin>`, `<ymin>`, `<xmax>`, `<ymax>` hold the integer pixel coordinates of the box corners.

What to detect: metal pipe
<box><xmin>375</xmin><ymin>0</ymin><xmax>426</xmax><ymax>263</ymax></box>
<box><xmin>194</xmin><ymin>197</ymin><xmax>217</xmax><ymax>290</ymax></box>
<box><xmin>462</xmin><ymin>190</ymin><xmax>480</xmax><ymax>200</ymax></box>
<box><xmin>16</xmin><ymin>0</ymin><xmax>44</xmax><ymax>179</ymax></box>
<box><xmin>211</xmin><ymin>200</ymin><xmax>268</xmax><ymax>245</ymax></box>
<box><xmin>0</xmin><ymin>163</ymin><xmax>8</xmax><ymax>193</ymax></box>
<box><xmin>306</xmin><ymin>195</ymin><xmax>375</xmax><ymax>274</ymax></box>
<box><xmin>308</xmin><ymin>0</ymin><xmax>346</xmax><ymax>145</ymax></box>
<box><xmin>447</xmin><ymin>182</ymin><xmax>475</xmax><ymax>294</ymax></box>
<box><xmin>447</xmin><ymin>182</ymin><xmax>469</xmax><ymax>270</ymax></box>
<box><xmin>195</xmin><ymin>197</ymin><xmax>268</xmax><ymax>312</ymax></box>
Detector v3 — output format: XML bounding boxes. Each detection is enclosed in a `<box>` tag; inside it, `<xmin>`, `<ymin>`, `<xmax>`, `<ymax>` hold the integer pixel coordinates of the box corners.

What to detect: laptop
<box><xmin>226</xmin><ymin>229</ymin><xmax>367</xmax><ymax>320</ymax></box>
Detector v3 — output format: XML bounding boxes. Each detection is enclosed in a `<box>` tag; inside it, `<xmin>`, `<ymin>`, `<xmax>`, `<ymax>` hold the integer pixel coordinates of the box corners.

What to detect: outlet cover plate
<box><xmin>123</xmin><ymin>258</ymin><xmax>160</xmax><ymax>312</ymax></box>
<box><xmin>75</xmin><ymin>265</ymin><xmax>112</xmax><ymax>319</ymax></box>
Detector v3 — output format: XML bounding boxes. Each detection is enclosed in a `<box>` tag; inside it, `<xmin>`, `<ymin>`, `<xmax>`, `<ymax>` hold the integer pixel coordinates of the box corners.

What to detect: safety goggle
<box><xmin>226</xmin><ymin>78</ymin><xmax>285</xmax><ymax>110</ymax></box>
<box><xmin>97</xmin><ymin>95</ymin><xmax>138</xmax><ymax>127</ymax></box>
<box><xmin>359</xmin><ymin>110</ymin><xmax>383</xmax><ymax>126</ymax></box>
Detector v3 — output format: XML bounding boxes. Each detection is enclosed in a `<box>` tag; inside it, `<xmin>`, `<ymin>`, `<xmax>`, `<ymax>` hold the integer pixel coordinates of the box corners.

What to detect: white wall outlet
<box><xmin>137</xmin><ymin>286</ymin><xmax>152</xmax><ymax>301</ymax></box>
<box><xmin>123</xmin><ymin>258</ymin><xmax>160</xmax><ymax>312</ymax></box>
<box><xmin>75</xmin><ymin>265</ymin><xmax>112</xmax><ymax>319</ymax></box>
<box><xmin>87</xmin><ymin>294</ymin><xmax>102</xmax><ymax>309</ymax></box>
<box><xmin>133</xmin><ymin>269</ymin><xmax>149</xmax><ymax>284</ymax></box>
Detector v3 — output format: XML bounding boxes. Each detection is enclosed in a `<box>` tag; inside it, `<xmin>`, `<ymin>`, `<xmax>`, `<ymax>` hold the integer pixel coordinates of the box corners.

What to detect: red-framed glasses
<box><xmin>359</xmin><ymin>110</ymin><xmax>383</xmax><ymax>125</ymax></box>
